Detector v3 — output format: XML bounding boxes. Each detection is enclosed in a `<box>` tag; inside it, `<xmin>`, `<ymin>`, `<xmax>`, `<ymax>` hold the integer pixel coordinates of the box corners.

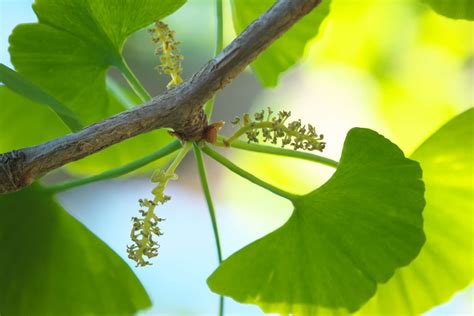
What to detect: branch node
<box><xmin>170</xmin><ymin>108</ymin><xmax>209</xmax><ymax>142</ymax></box>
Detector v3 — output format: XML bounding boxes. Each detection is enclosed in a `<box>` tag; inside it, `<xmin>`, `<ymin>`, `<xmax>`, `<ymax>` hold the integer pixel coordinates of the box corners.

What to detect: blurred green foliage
<box><xmin>422</xmin><ymin>0</ymin><xmax>473</xmax><ymax>20</ymax></box>
<box><xmin>0</xmin><ymin>183</ymin><xmax>151</xmax><ymax>314</ymax></box>
<box><xmin>308</xmin><ymin>0</ymin><xmax>473</xmax><ymax>152</ymax></box>
<box><xmin>0</xmin><ymin>64</ymin><xmax>82</xmax><ymax>131</ymax></box>
<box><xmin>230</xmin><ymin>0</ymin><xmax>331</xmax><ymax>86</ymax></box>
<box><xmin>358</xmin><ymin>108</ymin><xmax>474</xmax><ymax>315</ymax></box>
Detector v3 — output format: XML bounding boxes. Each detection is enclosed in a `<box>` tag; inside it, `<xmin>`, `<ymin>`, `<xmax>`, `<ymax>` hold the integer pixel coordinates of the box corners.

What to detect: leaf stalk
<box><xmin>117</xmin><ymin>58</ymin><xmax>152</xmax><ymax>102</ymax></box>
<box><xmin>193</xmin><ymin>144</ymin><xmax>224</xmax><ymax>265</ymax></box>
<box><xmin>202</xmin><ymin>145</ymin><xmax>299</xmax><ymax>201</ymax></box>
<box><xmin>44</xmin><ymin>141</ymin><xmax>181</xmax><ymax>193</ymax></box>
<box><xmin>216</xmin><ymin>137</ymin><xmax>339</xmax><ymax>168</ymax></box>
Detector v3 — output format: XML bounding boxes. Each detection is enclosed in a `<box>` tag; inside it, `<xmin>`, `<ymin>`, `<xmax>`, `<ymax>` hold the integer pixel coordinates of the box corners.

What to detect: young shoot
<box><xmin>224</xmin><ymin>107</ymin><xmax>326</xmax><ymax>152</ymax></box>
<box><xmin>149</xmin><ymin>21</ymin><xmax>183</xmax><ymax>89</ymax></box>
<box><xmin>127</xmin><ymin>142</ymin><xmax>192</xmax><ymax>267</ymax></box>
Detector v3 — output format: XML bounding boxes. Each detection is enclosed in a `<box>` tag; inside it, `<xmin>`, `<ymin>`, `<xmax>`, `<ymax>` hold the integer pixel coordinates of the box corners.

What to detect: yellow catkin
<box><xmin>149</xmin><ymin>21</ymin><xmax>183</xmax><ymax>89</ymax></box>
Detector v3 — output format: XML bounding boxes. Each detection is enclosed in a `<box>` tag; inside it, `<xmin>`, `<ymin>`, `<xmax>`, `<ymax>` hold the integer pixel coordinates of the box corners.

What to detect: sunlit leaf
<box><xmin>307</xmin><ymin>0</ymin><xmax>472</xmax><ymax>153</ymax></box>
<box><xmin>208</xmin><ymin>128</ymin><xmax>425</xmax><ymax>314</ymax></box>
<box><xmin>230</xmin><ymin>0</ymin><xmax>331</xmax><ymax>87</ymax></box>
<box><xmin>0</xmin><ymin>63</ymin><xmax>82</xmax><ymax>132</ymax></box>
<box><xmin>0</xmin><ymin>183</ymin><xmax>151</xmax><ymax>315</ymax></box>
<box><xmin>422</xmin><ymin>0</ymin><xmax>473</xmax><ymax>20</ymax></box>
<box><xmin>356</xmin><ymin>108</ymin><xmax>474</xmax><ymax>315</ymax></box>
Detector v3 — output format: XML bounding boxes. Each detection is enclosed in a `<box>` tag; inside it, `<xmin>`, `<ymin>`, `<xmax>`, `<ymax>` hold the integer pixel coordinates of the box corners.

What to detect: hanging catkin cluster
<box><xmin>126</xmin><ymin>170</ymin><xmax>177</xmax><ymax>267</ymax></box>
<box><xmin>127</xmin><ymin>198</ymin><xmax>165</xmax><ymax>267</ymax></box>
<box><xmin>149</xmin><ymin>21</ymin><xmax>183</xmax><ymax>89</ymax></box>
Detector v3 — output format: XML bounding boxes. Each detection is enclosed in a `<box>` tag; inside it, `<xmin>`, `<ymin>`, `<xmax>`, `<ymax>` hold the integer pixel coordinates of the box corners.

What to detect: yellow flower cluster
<box><xmin>126</xmin><ymin>170</ymin><xmax>177</xmax><ymax>267</ymax></box>
<box><xmin>226</xmin><ymin>107</ymin><xmax>325</xmax><ymax>152</ymax></box>
<box><xmin>149</xmin><ymin>21</ymin><xmax>183</xmax><ymax>89</ymax></box>
<box><xmin>126</xmin><ymin>143</ymin><xmax>191</xmax><ymax>267</ymax></box>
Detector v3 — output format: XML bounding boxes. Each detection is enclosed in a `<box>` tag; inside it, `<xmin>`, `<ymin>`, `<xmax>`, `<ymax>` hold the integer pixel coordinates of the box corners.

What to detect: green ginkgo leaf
<box><xmin>207</xmin><ymin>128</ymin><xmax>426</xmax><ymax>314</ymax></box>
<box><xmin>0</xmin><ymin>86</ymin><xmax>69</xmax><ymax>152</ymax></box>
<box><xmin>0</xmin><ymin>183</ymin><xmax>151</xmax><ymax>315</ymax></box>
<box><xmin>356</xmin><ymin>108</ymin><xmax>474</xmax><ymax>315</ymax></box>
<box><xmin>230</xmin><ymin>0</ymin><xmax>331</xmax><ymax>87</ymax></box>
<box><xmin>422</xmin><ymin>0</ymin><xmax>473</xmax><ymax>20</ymax></box>
<box><xmin>0</xmin><ymin>63</ymin><xmax>82</xmax><ymax>132</ymax></box>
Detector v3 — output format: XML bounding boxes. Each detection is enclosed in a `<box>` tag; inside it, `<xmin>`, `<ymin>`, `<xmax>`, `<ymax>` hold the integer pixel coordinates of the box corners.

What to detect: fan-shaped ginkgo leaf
<box><xmin>230</xmin><ymin>0</ymin><xmax>331</xmax><ymax>87</ymax></box>
<box><xmin>0</xmin><ymin>183</ymin><xmax>151</xmax><ymax>315</ymax></box>
<box><xmin>208</xmin><ymin>128</ymin><xmax>426</xmax><ymax>314</ymax></box>
<box><xmin>356</xmin><ymin>108</ymin><xmax>474</xmax><ymax>315</ymax></box>
<box><xmin>422</xmin><ymin>0</ymin><xmax>473</xmax><ymax>21</ymax></box>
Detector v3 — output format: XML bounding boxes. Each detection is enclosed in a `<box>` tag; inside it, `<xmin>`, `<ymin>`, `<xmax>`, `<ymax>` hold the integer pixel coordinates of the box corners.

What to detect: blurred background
<box><xmin>1</xmin><ymin>0</ymin><xmax>472</xmax><ymax>315</ymax></box>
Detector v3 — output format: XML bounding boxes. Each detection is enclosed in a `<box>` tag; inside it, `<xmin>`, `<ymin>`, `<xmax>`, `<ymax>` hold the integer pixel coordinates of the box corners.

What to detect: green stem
<box><xmin>204</xmin><ymin>3</ymin><xmax>224</xmax><ymax>314</ymax></box>
<box><xmin>202</xmin><ymin>145</ymin><xmax>299</xmax><ymax>201</ymax></box>
<box><xmin>106</xmin><ymin>77</ymin><xmax>137</xmax><ymax>110</ymax></box>
<box><xmin>193</xmin><ymin>145</ymin><xmax>225</xmax><ymax>316</ymax></box>
<box><xmin>204</xmin><ymin>98</ymin><xmax>216</xmax><ymax>119</ymax></box>
<box><xmin>204</xmin><ymin>0</ymin><xmax>224</xmax><ymax>120</ymax></box>
<box><xmin>117</xmin><ymin>58</ymin><xmax>152</xmax><ymax>102</ymax></box>
<box><xmin>193</xmin><ymin>144</ymin><xmax>223</xmax><ymax>263</ymax></box>
<box><xmin>218</xmin><ymin>296</ymin><xmax>224</xmax><ymax>316</ymax></box>
<box><xmin>216</xmin><ymin>137</ymin><xmax>339</xmax><ymax>168</ymax></box>
<box><xmin>44</xmin><ymin>141</ymin><xmax>182</xmax><ymax>193</ymax></box>
<box><xmin>167</xmin><ymin>142</ymin><xmax>192</xmax><ymax>173</ymax></box>
<box><xmin>214</xmin><ymin>0</ymin><xmax>224</xmax><ymax>56</ymax></box>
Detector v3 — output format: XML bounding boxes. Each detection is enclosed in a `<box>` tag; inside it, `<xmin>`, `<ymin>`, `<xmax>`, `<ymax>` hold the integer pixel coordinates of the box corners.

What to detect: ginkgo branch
<box><xmin>0</xmin><ymin>0</ymin><xmax>323</xmax><ymax>194</ymax></box>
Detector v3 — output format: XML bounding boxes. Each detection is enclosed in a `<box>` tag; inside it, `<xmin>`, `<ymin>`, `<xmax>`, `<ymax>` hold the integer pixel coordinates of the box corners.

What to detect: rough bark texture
<box><xmin>0</xmin><ymin>0</ymin><xmax>322</xmax><ymax>194</ymax></box>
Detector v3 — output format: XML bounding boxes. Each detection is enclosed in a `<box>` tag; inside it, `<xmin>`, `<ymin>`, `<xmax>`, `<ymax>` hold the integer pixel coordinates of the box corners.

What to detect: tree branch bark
<box><xmin>0</xmin><ymin>0</ymin><xmax>322</xmax><ymax>194</ymax></box>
